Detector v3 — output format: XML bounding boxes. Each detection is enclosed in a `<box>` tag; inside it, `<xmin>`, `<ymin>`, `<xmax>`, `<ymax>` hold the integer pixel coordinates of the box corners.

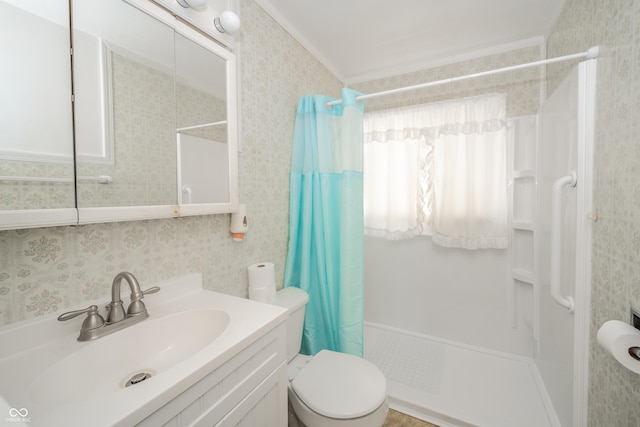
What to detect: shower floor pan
<box><xmin>364</xmin><ymin>323</ymin><xmax>558</xmax><ymax>427</ymax></box>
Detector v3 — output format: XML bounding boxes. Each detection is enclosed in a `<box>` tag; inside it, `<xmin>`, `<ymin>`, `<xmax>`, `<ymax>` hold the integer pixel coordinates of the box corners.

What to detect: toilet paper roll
<box><xmin>248</xmin><ymin>262</ymin><xmax>276</xmax><ymax>289</ymax></box>
<box><xmin>249</xmin><ymin>286</ymin><xmax>276</xmax><ymax>304</ymax></box>
<box><xmin>597</xmin><ymin>320</ymin><xmax>640</xmax><ymax>374</ymax></box>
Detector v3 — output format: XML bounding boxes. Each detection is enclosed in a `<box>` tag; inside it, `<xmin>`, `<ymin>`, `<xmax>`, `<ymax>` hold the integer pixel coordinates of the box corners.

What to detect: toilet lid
<box><xmin>291</xmin><ymin>350</ymin><xmax>387</xmax><ymax>419</ymax></box>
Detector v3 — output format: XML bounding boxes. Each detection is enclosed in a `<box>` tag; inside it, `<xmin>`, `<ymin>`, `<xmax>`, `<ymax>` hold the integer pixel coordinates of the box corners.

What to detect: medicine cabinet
<box><xmin>0</xmin><ymin>0</ymin><xmax>239</xmax><ymax>230</ymax></box>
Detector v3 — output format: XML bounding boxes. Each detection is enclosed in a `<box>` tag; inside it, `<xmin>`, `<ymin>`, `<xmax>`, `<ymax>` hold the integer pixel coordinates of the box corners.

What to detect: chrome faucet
<box><xmin>58</xmin><ymin>272</ymin><xmax>160</xmax><ymax>341</ymax></box>
<box><xmin>107</xmin><ymin>271</ymin><xmax>147</xmax><ymax>323</ymax></box>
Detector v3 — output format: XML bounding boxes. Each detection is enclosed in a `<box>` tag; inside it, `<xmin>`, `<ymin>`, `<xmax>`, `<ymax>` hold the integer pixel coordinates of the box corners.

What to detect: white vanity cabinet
<box><xmin>137</xmin><ymin>324</ymin><xmax>288</xmax><ymax>427</ymax></box>
<box><xmin>0</xmin><ymin>274</ymin><xmax>288</xmax><ymax>427</ymax></box>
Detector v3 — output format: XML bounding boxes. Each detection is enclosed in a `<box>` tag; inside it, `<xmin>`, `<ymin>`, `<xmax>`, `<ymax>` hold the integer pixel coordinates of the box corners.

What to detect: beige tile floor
<box><xmin>382</xmin><ymin>409</ymin><xmax>439</xmax><ymax>427</ymax></box>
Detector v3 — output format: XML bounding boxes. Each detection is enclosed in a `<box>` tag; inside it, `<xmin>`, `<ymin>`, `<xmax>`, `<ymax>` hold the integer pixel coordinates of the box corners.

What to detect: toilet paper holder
<box><xmin>631</xmin><ymin>307</ymin><xmax>640</xmax><ymax>330</ymax></box>
<box><xmin>629</xmin><ymin>308</ymin><xmax>640</xmax><ymax>361</ymax></box>
<box><xmin>598</xmin><ymin>313</ymin><xmax>640</xmax><ymax>374</ymax></box>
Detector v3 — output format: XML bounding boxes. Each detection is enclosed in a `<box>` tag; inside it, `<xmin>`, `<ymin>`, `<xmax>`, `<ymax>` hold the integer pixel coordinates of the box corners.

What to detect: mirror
<box><xmin>73</xmin><ymin>0</ymin><xmax>178</xmax><ymax>209</ymax></box>
<box><xmin>175</xmin><ymin>32</ymin><xmax>230</xmax><ymax>205</ymax></box>
<box><xmin>73</xmin><ymin>0</ymin><xmax>237</xmax><ymax>222</ymax></box>
<box><xmin>0</xmin><ymin>0</ymin><xmax>238</xmax><ymax>229</ymax></box>
<box><xmin>0</xmin><ymin>0</ymin><xmax>75</xmax><ymax>215</ymax></box>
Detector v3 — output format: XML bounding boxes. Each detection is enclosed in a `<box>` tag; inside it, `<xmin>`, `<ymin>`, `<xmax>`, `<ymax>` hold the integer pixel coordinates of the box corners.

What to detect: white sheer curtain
<box><xmin>363</xmin><ymin>93</ymin><xmax>509</xmax><ymax>249</ymax></box>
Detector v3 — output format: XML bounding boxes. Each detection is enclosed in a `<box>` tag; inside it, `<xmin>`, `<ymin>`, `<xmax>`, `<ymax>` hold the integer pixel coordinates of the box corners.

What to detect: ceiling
<box><xmin>253</xmin><ymin>0</ymin><xmax>566</xmax><ymax>84</ymax></box>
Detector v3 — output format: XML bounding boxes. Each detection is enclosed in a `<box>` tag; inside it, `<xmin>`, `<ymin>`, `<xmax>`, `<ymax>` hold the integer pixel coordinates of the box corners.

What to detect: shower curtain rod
<box><xmin>327</xmin><ymin>46</ymin><xmax>600</xmax><ymax>107</ymax></box>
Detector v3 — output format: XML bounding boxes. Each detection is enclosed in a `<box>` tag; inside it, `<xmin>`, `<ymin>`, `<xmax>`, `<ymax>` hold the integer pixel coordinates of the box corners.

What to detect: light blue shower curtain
<box><xmin>284</xmin><ymin>88</ymin><xmax>365</xmax><ymax>357</ymax></box>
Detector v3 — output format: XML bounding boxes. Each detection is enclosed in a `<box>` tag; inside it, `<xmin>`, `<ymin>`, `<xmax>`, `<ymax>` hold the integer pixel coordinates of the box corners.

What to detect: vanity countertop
<box><xmin>0</xmin><ymin>273</ymin><xmax>287</xmax><ymax>426</ymax></box>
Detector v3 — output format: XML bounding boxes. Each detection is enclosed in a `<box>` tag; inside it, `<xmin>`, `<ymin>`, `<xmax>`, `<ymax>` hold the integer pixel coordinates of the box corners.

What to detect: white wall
<box><xmin>535</xmin><ymin>60</ymin><xmax>596</xmax><ymax>427</ymax></box>
<box><xmin>364</xmin><ymin>235</ymin><xmax>532</xmax><ymax>355</ymax></box>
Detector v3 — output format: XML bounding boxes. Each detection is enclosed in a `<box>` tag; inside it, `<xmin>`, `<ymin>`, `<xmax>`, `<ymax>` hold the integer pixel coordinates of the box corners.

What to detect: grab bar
<box><xmin>550</xmin><ymin>172</ymin><xmax>577</xmax><ymax>314</ymax></box>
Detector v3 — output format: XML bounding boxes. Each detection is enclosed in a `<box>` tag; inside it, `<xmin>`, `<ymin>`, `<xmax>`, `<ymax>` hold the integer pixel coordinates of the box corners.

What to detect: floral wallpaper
<box><xmin>0</xmin><ymin>161</ymin><xmax>74</xmax><ymax>210</ymax></box>
<box><xmin>547</xmin><ymin>0</ymin><xmax>640</xmax><ymax>425</ymax></box>
<box><xmin>76</xmin><ymin>52</ymin><xmax>176</xmax><ymax>208</ymax></box>
<box><xmin>76</xmin><ymin>51</ymin><xmax>227</xmax><ymax>208</ymax></box>
<box><xmin>0</xmin><ymin>0</ymin><xmax>342</xmax><ymax>326</ymax></box>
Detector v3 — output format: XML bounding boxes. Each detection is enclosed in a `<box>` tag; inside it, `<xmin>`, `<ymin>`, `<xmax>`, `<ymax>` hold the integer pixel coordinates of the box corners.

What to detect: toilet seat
<box><xmin>291</xmin><ymin>350</ymin><xmax>387</xmax><ymax>419</ymax></box>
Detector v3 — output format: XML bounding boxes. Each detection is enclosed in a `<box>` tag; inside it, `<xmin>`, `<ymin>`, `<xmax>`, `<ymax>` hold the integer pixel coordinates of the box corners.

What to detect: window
<box><xmin>363</xmin><ymin>93</ymin><xmax>509</xmax><ymax>250</ymax></box>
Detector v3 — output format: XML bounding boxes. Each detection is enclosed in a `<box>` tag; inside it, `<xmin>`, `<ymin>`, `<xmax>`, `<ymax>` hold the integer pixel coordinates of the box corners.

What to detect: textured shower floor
<box><xmin>364</xmin><ymin>323</ymin><xmax>557</xmax><ymax>427</ymax></box>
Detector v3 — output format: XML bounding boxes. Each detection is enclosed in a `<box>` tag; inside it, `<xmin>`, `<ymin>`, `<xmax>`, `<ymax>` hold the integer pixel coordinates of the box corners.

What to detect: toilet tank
<box><xmin>274</xmin><ymin>287</ymin><xmax>309</xmax><ymax>361</ymax></box>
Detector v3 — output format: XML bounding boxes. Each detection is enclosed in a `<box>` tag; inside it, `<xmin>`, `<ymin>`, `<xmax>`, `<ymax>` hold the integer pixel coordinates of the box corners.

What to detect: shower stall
<box><xmin>363</xmin><ymin>58</ymin><xmax>596</xmax><ymax>427</ymax></box>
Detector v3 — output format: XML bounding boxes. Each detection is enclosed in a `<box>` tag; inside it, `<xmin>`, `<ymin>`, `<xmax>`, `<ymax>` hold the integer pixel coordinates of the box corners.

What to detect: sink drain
<box><xmin>125</xmin><ymin>372</ymin><xmax>152</xmax><ymax>387</ymax></box>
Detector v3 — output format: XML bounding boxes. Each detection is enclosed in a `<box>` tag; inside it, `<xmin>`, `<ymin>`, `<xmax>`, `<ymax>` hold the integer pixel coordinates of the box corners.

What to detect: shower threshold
<box><xmin>364</xmin><ymin>323</ymin><xmax>559</xmax><ymax>427</ymax></box>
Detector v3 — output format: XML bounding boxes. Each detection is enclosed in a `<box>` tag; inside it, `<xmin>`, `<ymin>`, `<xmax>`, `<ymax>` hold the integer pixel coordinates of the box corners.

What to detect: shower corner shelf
<box><xmin>512</xmin><ymin>269</ymin><xmax>535</xmax><ymax>284</ymax></box>
<box><xmin>513</xmin><ymin>170</ymin><xmax>536</xmax><ymax>178</ymax></box>
<box><xmin>512</xmin><ymin>221</ymin><xmax>534</xmax><ymax>231</ymax></box>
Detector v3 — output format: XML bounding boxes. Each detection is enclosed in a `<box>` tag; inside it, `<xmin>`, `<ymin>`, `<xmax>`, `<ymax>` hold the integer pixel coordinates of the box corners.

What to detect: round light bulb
<box><xmin>214</xmin><ymin>10</ymin><xmax>241</xmax><ymax>34</ymax></box>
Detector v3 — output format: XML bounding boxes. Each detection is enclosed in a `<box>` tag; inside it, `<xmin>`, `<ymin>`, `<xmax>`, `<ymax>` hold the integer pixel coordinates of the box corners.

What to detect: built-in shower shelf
<box><xmin>509</xmin><ymin>114</ymin><xmax>539</xmax><ymax>350</ymax></box>
<box><xmin>513</xmin><ymin>170</ymin><xmax>536</xmax><ymax>178</ymax></box>
<box><xmin>512</xmin><ymin>221</ymin><xmax>534</xmax><ymax>231</ymax></box>
<box><xmin>512</xmin><ymin>269</ymin><xmax>534</xmax><ymax>284</ymax></box>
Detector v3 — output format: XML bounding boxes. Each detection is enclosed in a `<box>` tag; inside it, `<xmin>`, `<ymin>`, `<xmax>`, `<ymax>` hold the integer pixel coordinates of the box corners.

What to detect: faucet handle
<box><xmin>141</xmin><ymin>286</ymin><xmax>160</xmax><ymax>296</ymax></box>
<box><xmin>127</xmin><ymin>286</ymin><xmax>160</xmax><ymax>316</ymax></box>
<box><xmin>128</xmin><ymin>286</ymin><xmax>160</xmax><ymax>302</ymax></box>
<box><xmin>58</xmin><ymin>305</ymin><xmax>105</xmax><ymax>331</ymax></box>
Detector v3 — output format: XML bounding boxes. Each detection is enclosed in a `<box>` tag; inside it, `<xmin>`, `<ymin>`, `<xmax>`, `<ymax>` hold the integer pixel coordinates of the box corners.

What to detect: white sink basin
<box><xmin>0</xmin><ymin>274</ymin><xmax>287</xmax><ymax>427</ymax></box>
<box><xmin>29</xmin><ymin>309</ymin><xmax>230</xmax><ymax>405</ymax></box>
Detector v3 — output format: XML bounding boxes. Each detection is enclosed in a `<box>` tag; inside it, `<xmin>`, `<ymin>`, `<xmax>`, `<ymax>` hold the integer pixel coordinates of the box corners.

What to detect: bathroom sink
<box><xmin>29</xmin><ymin>308</ymin><xmax>230</xmax><ymax>405</ymax></box>
<box><xmin>0</xmin><ymin>273</ymin><xmax>288</xmax><ymax>427</ymax></box>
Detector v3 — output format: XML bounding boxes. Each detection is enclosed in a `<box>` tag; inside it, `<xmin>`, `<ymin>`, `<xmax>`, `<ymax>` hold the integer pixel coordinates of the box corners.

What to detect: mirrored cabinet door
<box><xmin>175</xmin><ymin>32</ymin><xmax>230</xmax><ymax>206</ymax></box>
<box><xmin>0</xmin><ymin>0</ymin><xmax>239</xmax><ymax>229</ymax></box>
<box><xmin>73</xmin><ymin>0</ymin><xmax>178</xmax><ymax>212</ymax></box>
<box><xmin>0</xmin><ymin>0</ymin><xmax>77</xmax><ymax>229</ymax></box>
<box><xmin>174</xmin><ymin>21</ymin><xmax>238</xmax><ymax>217</ymax></box>
<box><xmin>74</xmin><ymin>0</ymin><xmax>238</xmax><ymax>223</ymax></box>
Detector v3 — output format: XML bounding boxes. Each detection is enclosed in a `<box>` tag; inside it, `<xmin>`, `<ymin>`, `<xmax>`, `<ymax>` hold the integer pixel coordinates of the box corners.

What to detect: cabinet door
<box><xmin>0</xmin><ymin>0</ymin><xmax>77</xmax><ymax>229</ymax></box>
<box><xmin>215</xmin><ymin>363</ymin><xmax>288</xmax><ymax>427</ymax></box>
<box><xmin>136</xmin><ymin>324</ymin><xmax>287</xmax><ymax>427</ymax></box>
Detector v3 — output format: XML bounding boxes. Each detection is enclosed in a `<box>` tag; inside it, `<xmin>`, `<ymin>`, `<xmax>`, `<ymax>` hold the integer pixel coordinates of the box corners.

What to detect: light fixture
<box><xmin>176</xmin><ymin>0</ymin><xmax>207</xmax><ymax>10</ymax></box>
<box><xmin>214</xmin><ymin>10</ymin><xmax>241</xmax><ymax>34</ymax></box>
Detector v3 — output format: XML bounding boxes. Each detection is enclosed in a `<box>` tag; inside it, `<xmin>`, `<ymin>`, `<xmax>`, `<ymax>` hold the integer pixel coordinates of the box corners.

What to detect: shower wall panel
<box><xmin>364</xmin><ymin>236</ymin><xmax>528</xmax><ymax>356</ymax></box>
<box><xmin>536</xmin><ymin>60</ymin><xmax>595</xmax><ymax>427</ymax></box>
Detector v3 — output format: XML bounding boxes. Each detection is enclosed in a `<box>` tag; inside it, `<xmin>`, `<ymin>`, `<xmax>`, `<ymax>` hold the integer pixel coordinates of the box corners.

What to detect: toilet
<box><xmin>274</xmin><ymin>287</ymin><xmax>389</xmax><ymax>427</ymax></box>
